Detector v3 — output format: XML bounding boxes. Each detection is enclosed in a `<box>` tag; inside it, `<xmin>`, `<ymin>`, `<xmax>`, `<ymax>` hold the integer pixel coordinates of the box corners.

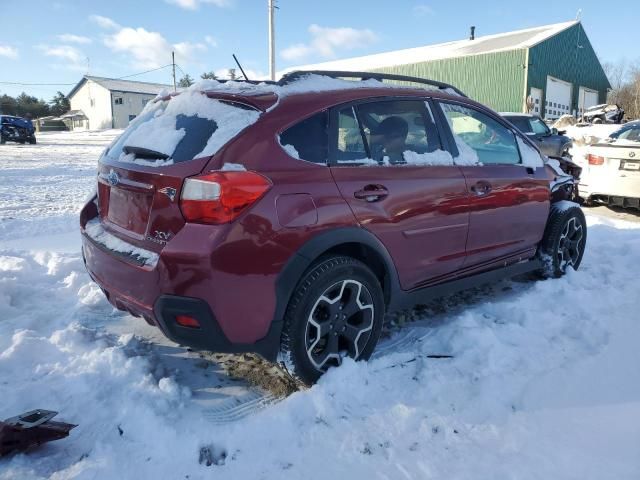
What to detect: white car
<box><xmin>580</xmin><ymin>121</ymin><xmax>640</xmax><ymax>209</ymax></box>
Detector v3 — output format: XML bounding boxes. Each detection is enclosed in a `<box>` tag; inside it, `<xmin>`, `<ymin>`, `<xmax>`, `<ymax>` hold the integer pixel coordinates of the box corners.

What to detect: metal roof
<box><xmin>282</xmin><ymin>21</ymin><xmax>579</xmax><ymax>75</ymax></box>
<box><xmin>68</xmin><ymin>76</ymin><xmax>171</xmax><ymax>98</ymax></box>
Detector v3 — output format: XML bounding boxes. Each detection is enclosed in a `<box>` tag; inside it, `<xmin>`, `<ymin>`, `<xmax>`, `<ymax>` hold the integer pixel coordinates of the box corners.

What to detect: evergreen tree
<box><xmin>178</xmin><ymin>74</ymin><xmax>194</xmax><ymax>88</ymax></box>
<box><xmin>200</xmin><ymin>71</ymin><xmax>218</xmax><ymax>80</ymax></box>
<box><xmin>49</xmin><ymin>91</ymin><xmax>70</xmax><ymax>117</ymax></box>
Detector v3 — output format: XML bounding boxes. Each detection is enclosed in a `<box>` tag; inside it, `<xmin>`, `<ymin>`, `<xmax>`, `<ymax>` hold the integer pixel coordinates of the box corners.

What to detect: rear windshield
<box><xmin>103</xmin><ymin>91</ymin><xmax>260</xmax><ymax>166</ymax></box>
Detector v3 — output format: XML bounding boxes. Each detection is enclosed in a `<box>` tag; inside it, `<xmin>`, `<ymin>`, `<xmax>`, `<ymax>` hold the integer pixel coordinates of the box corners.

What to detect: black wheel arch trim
<box><xmin>274</xmin><ymin>226</ymin><xmax>403</xmax><ymax>327</ymax></box>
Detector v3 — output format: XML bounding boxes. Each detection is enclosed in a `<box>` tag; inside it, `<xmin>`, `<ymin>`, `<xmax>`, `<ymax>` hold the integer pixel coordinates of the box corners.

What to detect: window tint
<box><xmin>440</xmin><ymin>103</ymin><xmax>521</xmax><ymax>165</ymax></box>
<box><xmin>280</xmin><ymin>111</ymin><xmax>328</xmax><ymax>164</ymax></box>
<box><xmin>507</xmin><ymin>116</ymin><xmax>533</xmax><ymax>133</ymax></box>
<box><xmin>335</xmin><ymin>100</ymin><xmax>444</xmax><ymax>166</ymax></box>
<box><xmin>336</xmin><ymin>107</ymin><xmax>367</xmax><ymax>162</ymax></box>
<box><xmin>530</xmin><ymin>117</ymin><xmax>549</xmax><ymax>135</ymax></box>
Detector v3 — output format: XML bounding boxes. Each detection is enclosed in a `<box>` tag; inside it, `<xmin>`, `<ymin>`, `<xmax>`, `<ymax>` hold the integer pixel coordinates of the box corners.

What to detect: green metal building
<box><xmin>291</xmin><ymin>21</ymin><xmax>610</xmax><ymax>120</ymax></box>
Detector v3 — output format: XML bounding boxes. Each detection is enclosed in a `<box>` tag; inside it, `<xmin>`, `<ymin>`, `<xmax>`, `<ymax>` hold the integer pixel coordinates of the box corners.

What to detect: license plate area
<box><xmin>620</xmin><ymin>160</ymin><xmax>640</xmax><ymax>171</ymax></box>
<box><xmin>107</xmin><ymin>187</ymin><xmax>152</xmax><ymax>235</ymax></box>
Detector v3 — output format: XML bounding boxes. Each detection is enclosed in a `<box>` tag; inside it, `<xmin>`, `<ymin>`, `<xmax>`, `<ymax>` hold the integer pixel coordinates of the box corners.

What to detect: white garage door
<box><xmin>545</xmin><ymin>76</ymin><xmax>572</xmax><ymax>121</ymax></box>
<box><xmin>578</xmin><ymin>87</ymin><xmax>599</xmax><ymax>116</ymax></box>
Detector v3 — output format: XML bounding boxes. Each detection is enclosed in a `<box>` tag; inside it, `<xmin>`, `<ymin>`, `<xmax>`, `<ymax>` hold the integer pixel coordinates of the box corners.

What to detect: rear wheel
<box><xmin>538</xmin><ymin>204</ymin><xmax>587</xmax><ymax>277</ymax></box>
<box><xmin>279</xmin><ymin>256</ymin><xmax>385</xmax><ymax>385</ymax></box>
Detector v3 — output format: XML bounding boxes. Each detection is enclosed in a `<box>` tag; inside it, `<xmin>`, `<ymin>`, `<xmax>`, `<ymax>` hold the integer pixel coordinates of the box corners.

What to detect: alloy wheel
<box><xmin>557</xmin><ymin>216</ymin><xmax>584</xmax><ymax>270</ymax></box>
<box><xmin>305</xmin><ymin>279</ymin><xmax>375</xmax><ymax>371</ymax></box>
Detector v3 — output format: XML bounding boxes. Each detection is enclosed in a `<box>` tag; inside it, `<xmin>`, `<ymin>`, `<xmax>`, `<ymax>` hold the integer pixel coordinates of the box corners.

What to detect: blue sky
<box><xmin>0</xmin><ymin>0</ymin><xmax>636</xmax><ymax>99</ymax></box>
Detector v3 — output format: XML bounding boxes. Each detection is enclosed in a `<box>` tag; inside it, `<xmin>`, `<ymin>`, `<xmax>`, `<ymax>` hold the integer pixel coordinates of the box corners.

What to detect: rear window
<box><xmin>279</xmin><ymin>111</ymin><xmax>328</xmax><ymax>164</ymax></box>
<box><xmin>103</xmin><ymin>91</ymin><xmax>261</xmax><ymax>166</ymax></box>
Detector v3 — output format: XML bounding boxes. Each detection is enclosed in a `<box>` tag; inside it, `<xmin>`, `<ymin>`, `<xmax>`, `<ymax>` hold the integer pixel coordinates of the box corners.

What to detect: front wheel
<box><xmin>279</xmin><ymin>256</ymin><xmax>385</xmax><ymax>385</ymax></box>
<box><xmin>538</xmin><ymin>203</ymin><xmax>587</xmax><ymax>277</ymax></box>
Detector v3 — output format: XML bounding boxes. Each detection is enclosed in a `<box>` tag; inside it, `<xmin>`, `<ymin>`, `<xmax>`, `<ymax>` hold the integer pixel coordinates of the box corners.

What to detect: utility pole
<box><xmin>268</xmin><ymin>0</ymin><xmax>275</xmax><ymax>81</ymax></box>
<box><xmin>172</xmin><ymin>51</ymin><xmax>177</xmax><ymax>92</ymax></box>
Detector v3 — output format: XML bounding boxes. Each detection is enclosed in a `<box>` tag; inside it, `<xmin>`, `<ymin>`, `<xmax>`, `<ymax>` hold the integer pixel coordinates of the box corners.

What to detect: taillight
<box><xmin>588</xmin><ymin>154</ymin><xmax>605</xmax><ymax>165</ymax></box>
<box><xmin>179</xmin><ymin>171</ymin><xmax>271</xmax><ymax>224</ymax></box>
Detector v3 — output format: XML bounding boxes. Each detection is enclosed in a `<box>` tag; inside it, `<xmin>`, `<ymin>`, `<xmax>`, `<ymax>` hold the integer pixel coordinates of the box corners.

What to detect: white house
<box><xmin>67</xmin><ymin>76</ymin><xmax>171</xmax><ymax>130</ymax></box>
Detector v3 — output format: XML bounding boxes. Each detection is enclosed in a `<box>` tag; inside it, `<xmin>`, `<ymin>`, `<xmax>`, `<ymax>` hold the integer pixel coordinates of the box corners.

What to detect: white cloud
<box><xmin>174</xmin><ymin>41</ymin><xmax>207</xmax><ymax>61</ymax></box>
<box><xmin>281</xmin><ymin>24</ymin><xmax>377</xmax><ymax>62</ymax></box>
<box><xmin>413</xmin><ymin>4</ymin><xmax>434</xmax><ymax>16</ymax></box>
<box><xmin>0</xmin><ymin>44</ymin><xmax>18</xmax><ymax>59</ymax></box>
<box><xmin>103</xmin><ymin>26</ymin><xmax>208</xmax><ymax>69</ymax></box>
<box><xmin>165</xmin><ymin>0</ymin><xmax>230</xmax><ymax>10</ymax></box>
<box><xmin>57</xmin><ymin>34</ymin><xmax>92</xmax><ymax>44</ymax></box>
<box><xmin>204</xmin><ymin>35</ymin><xmax>218</xmax><ymax>48</ymax></box>
<box><xmin>89</xmin><ymin>15</ymin><xmax>121</xmax><ymax>30</ymax></box>
<box><xmin>36</xmin><ymin>44</ymin><xmax>84</xmax><ymax>64</ymax></box>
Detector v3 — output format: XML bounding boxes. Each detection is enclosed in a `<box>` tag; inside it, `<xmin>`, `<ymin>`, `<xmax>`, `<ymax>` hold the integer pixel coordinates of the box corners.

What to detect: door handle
<box><xmin>470</xmin><ymin>181</ymin><xmax>492</xmax><ymax>196</ymax></box>
<box><xmin>354</xmin><ymin>184</ymin><xmax>389</xmax><ymax>202</ymax></box>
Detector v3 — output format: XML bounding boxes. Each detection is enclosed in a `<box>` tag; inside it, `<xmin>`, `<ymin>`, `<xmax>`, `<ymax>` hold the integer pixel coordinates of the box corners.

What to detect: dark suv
<box><xmin>0</xmin><ymin>115</ymin><xmax>36</xmax><ymax>144</ymax></box>
<box><xmin>500</xmin><ymin>113</ymin><xmax>572</xmax><ymax>158</ymax></box>
<box><xmin>81</xmin><ymin>72</ymin><xmax>586</xmax><ymax>384</ymax></box>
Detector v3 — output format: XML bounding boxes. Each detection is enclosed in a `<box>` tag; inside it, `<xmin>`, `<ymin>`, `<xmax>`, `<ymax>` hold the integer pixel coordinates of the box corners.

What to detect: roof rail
<box><xmin>279</xmin><ymin>70</ymin><xmax>467</xmax><ymax>97</ymax></box>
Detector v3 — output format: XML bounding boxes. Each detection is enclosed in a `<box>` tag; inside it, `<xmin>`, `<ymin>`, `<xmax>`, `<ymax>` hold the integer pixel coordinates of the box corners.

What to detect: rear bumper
<box><xmin>580</xmin><ymin>172</ymin><xmax>640</xmax><ymax>202</ymax></box>
<box><xmin>81</xmin><ymin>213</ymin><xmax>285</xmax><ymax>360</ymax></box>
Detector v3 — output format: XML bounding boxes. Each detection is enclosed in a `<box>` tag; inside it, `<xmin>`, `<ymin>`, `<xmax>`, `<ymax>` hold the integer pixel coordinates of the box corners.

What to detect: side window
<box><xmin>439</xmin><ymin>102</ymin><xmax>521</xmax><ymax>165</ymax></box>
<box><xmin>335</xmin><ymin>100</ymin><xmax>446</xmax><ymax>166</ymax></box>
<box><xmin>337</xmin><ymin>106</ymin><xmax>367</xmax><ymax>161</ymax></box>
<box><xmin>279</xmin><ymin>111</ymin><xmax>329</xmax><ymax>164</ymax></box>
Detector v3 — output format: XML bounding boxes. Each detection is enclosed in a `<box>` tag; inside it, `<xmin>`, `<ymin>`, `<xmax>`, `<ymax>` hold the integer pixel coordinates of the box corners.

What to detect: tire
<box><xmin>0</xmin><ymin>137</ymin><xmax>5</xmax><ymax>145</ymax></box>
<box><xmin>28</xmin><ymin>136</ymin><xmax>36</xmax><ymax>144</ymax></box>
<box><xmin>538</xmin><ymin>203</ymin><xmax>587</xmax><ymax>278</ymax></box>
<box><xmin>279</xmin><ymin>256</ymin><xmax>385</xmax><ymax>385</ymax></box>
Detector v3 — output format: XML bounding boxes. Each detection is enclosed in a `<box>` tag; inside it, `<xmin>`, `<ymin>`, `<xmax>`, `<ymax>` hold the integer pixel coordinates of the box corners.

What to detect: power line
<box><xmin>116</xmin><ymin>64</ymin><xmax>173</xmax><ymax>80</ymax></box>
<box><xmin>0</xmin><ymin>81</ymin><xmax>76</xmax><ymax>86</ymax></box>
<box><xmin>175</xmin><ymin>64</ymin><xmax>187</xmax><ymax>77</ymax></box>
<box><xmin>0</xmin><ymin>64</ymin><xmax>175</xmax><ymax>87</ymax></box>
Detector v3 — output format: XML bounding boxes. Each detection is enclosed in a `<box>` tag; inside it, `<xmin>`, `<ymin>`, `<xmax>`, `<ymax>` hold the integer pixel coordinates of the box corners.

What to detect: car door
<box><xmin>329</xmin><ymin>98</ymin><xmax>470</xmax><ymax>290</ymax></box>
<box><xmin>436</xmin><ymin>101</ymin><xmax>550</xmax><ymax>269</ymax></box>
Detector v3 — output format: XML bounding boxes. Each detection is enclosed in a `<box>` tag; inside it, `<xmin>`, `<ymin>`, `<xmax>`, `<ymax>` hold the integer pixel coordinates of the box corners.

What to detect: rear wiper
<box><xmin>122</xmin><ymin>145</ymin><xmax>169</xmax><ymax>160</ymax></box>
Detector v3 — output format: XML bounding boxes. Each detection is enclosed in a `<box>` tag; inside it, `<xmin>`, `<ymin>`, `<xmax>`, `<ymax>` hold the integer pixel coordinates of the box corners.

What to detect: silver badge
<box><xmin>107</xmin><ymin>169</ymin><xmax>119</xmax><ymax>186</ymax></box>
<box><xmin>629</xmin><ymin>151</ymin><xmax>636</xmax><ymax>158</ymax></box>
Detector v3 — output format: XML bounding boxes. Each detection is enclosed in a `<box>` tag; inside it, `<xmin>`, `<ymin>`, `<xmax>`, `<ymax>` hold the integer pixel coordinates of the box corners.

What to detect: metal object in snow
<box><xmin>0</xmin><ymin>409</ymin><xmax>77</xmax><ymax>456</ymax></box>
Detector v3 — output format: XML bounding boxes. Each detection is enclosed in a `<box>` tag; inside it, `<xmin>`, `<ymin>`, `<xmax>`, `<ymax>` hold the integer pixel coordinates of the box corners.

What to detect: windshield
<box><xmin>610</xmin><ymin>124</ymin><xmax>640</xmax><ymax>142</ymax></box>
<box><xmin>103</xmin><ymin>91</ymin><xmax>260</xmax><ymax>166</ymax></box>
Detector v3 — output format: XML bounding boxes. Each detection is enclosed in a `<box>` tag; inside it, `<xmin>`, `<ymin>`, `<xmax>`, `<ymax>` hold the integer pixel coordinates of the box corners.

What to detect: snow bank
<box><xmin>564</xmin><ymin>124</ymin><xmax>621</xmax><ymax>146</ymax></box>
<box><xmin>2</xmin><ymin>130</ymin><xmax>640</xmax><ymax>479</ymax></box>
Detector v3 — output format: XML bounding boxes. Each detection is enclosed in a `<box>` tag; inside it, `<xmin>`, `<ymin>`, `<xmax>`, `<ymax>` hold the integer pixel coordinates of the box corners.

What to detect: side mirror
<box><xmin>551</xmin><ymin>127</ymin><xmax>558</xmax><ymax>135</ymax></box>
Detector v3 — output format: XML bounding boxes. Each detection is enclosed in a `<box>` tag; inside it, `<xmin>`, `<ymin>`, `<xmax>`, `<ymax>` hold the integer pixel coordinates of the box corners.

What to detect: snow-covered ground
<box><xmin>1</xmin><ymin>131</ymin><xmax>639</xmax><ymax>479</ymax></box>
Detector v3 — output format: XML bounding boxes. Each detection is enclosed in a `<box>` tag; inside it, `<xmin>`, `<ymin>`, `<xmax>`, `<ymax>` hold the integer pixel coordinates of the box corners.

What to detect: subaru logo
<box><xmin>630</xmin><ymin>151</ymin><xmax>636</xmax><ymax>158</ymax></box>
<box><xmin>107</xmin><ymin>169</ymin><xmax>119</xmax><ymax>186</ymax></box>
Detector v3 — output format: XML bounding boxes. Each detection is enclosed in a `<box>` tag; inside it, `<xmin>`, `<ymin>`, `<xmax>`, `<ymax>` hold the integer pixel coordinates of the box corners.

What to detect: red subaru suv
<box><xmin>80</xmin><ymin>71</ymin><xmax>586</xmax><ymax>384</ymax></box>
